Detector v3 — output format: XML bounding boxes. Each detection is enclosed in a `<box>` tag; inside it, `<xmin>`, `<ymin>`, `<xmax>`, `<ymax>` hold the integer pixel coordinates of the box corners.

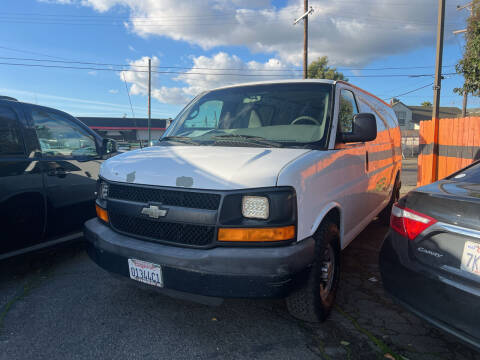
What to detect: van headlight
<box><xmin>99</xmin><ymin>181</ymin><xmax>109</xmax><ymax>200</ymax></box>
<box><xmin>242</xmin><ymin>196</ymin><xmax>269</xmax><ymax>219</ymax></box>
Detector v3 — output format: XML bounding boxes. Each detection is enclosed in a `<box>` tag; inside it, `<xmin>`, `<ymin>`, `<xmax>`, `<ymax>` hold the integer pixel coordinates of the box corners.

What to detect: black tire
<box><xmin>286</xmin><ymin>219</ymin><xmax>340</xmax><ymax>323</ymax></box>
<box><xmin>379</xmin><ymin>174</ymin><xmax>400</xmax><ymax>225</ymax></box>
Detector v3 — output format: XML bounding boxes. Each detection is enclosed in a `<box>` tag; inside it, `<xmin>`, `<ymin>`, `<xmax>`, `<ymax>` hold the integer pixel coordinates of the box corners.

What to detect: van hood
<box><xmin>100</xmin><ymin>146</ymin><xmax>311</xmax><ymax>190</ymax></box>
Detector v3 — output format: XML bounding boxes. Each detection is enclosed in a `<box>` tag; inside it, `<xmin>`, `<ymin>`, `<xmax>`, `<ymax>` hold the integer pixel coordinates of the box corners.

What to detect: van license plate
<box><xmin>460</xmin><ymin>241</ymin><xmax>480</xmax><ymax>276</ymax></box>
<box><xmin>128</xmin><ymin>259</ymin><xmax>163</xmax><ymax>287</ymax></box>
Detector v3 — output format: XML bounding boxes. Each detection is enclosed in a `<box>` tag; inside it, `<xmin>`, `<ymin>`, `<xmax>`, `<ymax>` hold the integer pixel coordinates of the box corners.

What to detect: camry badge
<box><xmin>141</xmin><ymin>205</ymin><xmax>167</xmax><ymax>219</ymax></box>
<box><xmin>417</xmin><ymin>247</ymin><xmax>443</xmax><ymax>258</ymax></box>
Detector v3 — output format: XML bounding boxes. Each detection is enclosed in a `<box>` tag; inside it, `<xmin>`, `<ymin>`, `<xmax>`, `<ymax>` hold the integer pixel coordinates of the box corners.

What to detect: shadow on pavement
<box><xmin>0</xmin><ymin>224</ymin><xmax>478</xmax><ymax>360</ymax></box>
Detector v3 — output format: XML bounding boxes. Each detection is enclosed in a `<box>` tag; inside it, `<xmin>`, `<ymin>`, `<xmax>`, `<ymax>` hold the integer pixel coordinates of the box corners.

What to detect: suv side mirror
<box><xmin>341</xmin><ymin>113</ymin><xmax>377</xmax><ymax>143</ymax></box>
<box><xmin>102</xmin><ymin>138</ymin><xmax>117</xmax><ymax>155</ymax></box>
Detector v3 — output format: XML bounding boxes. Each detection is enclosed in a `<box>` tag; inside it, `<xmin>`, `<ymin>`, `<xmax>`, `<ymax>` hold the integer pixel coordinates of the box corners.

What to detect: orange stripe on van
<box><xmin>336</xmin><ymin>81</ymin><xmax>392</xmax><ymax>108</ymax></box>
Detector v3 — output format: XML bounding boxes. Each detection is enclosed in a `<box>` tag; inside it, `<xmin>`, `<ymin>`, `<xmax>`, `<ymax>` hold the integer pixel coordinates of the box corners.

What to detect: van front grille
<box><xmin>108</xmin><ymin>183</ymin><xmax>221</xmax><ymax>210</ymax></box>
<box><xmin>109</xmin><ymin>211</ymin><xmax>215</xmax><ymax>247</ymax></box>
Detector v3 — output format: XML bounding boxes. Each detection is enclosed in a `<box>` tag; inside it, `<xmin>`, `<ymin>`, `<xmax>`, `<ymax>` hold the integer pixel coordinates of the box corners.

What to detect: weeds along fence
<box><xmin>417</xmin><ymin>117</ymin><xmax>480</xmax><ymax>186</ymax></box>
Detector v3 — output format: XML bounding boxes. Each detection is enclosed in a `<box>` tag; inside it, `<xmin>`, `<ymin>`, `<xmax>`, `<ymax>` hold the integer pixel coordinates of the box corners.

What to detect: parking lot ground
<box><xmin>1</xmin><ymin>219</ymin><xmax>478</xmax><ymax>360</ymax></box>
<box><xmin>400</xmin><ymin>158</ymin><xmax>418</xmax><ymax>195</ymax></box>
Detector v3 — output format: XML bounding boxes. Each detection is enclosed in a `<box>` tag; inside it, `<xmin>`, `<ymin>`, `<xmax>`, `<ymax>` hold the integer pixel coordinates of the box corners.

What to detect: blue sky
<box><xmin>0</xmin><ymin>0</ymin><xmax>476</xmax><ymax>119</ymax></box>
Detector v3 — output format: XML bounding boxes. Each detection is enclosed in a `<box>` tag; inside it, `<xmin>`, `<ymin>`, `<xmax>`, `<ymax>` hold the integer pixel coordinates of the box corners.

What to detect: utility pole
<box><xmin>293</xmin><ymin>2</ymin><xmax>314</xmax><ymax>79</ymax></box>
<box><xmin>303</xmin><ymin>0</ymin><xmax>308</xmax><ymax>79</ymax></box>
<box><xmin>148</xmin><ymin>57</ymin><xmax>151</xmax><ymax>146</ymax></box>
<box><xmin>453</xmin><ymin>2</ymin><xmax>473</xmax><ymax>117</ymax></box>
<box><xmin>431</xmin><ymin>0</ymin><xmax>446</xmax><ymax>182</ymax></box>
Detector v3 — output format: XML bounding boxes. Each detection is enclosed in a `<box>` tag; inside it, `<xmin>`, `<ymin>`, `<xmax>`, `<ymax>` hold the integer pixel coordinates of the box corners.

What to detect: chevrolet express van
<box><xmin>85</xmin><ymin>80</ymin><xmax>401</xmax><ymax>322</ymax></box>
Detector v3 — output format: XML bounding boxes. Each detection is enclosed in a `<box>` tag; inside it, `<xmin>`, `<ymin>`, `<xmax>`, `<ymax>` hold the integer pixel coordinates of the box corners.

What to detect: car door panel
<box><xmin>332</xmin><ymin>86</ymin><xmax>369</xmax><ymax>245</ymax></box>
<box><xmin>356</xmin><ymin>93</ymin><xmax>395</xmax><ymax>211</ymax></box>
<box><xmin>27</xmin><ymin>105</ymin><xmax>101</xmax><ymax>238</ymax></box>
<box><xmin>0</xmin><ymin>103</ymin><xmax>46</xmax><ymax>255</ymax></box>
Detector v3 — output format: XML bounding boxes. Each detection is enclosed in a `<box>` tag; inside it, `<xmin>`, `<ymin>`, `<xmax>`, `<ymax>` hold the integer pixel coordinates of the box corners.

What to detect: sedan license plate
<box><xmin>128</xmin><ymin>259</ymin><xmax>163</xmax><ymax>287</ymax></box>
<box><xmin>460</xmin><ymin>241</ymin><xmax>480</xmax><ymax>276</ymax></box>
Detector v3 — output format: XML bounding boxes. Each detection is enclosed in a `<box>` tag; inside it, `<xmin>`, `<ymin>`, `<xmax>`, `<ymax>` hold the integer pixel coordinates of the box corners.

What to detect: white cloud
<box><xmin>108</xmin><ymin>89</ymin><xmax>119</xmax><ymax>94</ymax></box>
<box><xmin>119</xmin><ymin>56</ymin><xmax>191</xmax><ymax>104</ymax></box>
<box><xmin>87</xmin><ymin>70</ymin><xmax>97</xmax><ymax>76</ymax></box>
<box><xmin>128</xmin><ymin>45</ymin><xmax>136</xmax><ymax>52</ymax></box>
<box><xmin>120</xmin><ymin>52</ymin><xmax>297</xmax><ymax>105</ymax></box>
<box><xmin>53</xmin><ymin>0</ymin><xmax>459</xmax><ymax>66</ymax></box>
<box><xmin>177</xmin><ymin>52</ymin><xmax>296</xmax><ymax>96</ymax></box>
<box><xmin>44</xmin><ymin>0</ymin><xmax>461</xmax><ymax>104</ymax></box>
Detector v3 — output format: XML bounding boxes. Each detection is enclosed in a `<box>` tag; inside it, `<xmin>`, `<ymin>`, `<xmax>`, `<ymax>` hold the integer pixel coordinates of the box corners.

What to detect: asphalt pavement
<box><xmin>400</xmin><ymin>158</ymin><xmax>418</xmax><ymax>195</ymax></box>
<box><xmin>1</xmin><ymin>219</ymin><xmax>477</xmax><ymax>360</ymax></box>
<box><xmin>1</xmin><ymin>160</ymin><xmax>477</xmax><ymax>359</ymax></box>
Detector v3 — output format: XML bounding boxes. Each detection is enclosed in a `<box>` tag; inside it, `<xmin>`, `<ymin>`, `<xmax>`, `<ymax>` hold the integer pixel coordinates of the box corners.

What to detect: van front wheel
<box><xmin>286</xmin><ymin>220</ymin><xmax>340</xmax><ymax>322</ymax></box>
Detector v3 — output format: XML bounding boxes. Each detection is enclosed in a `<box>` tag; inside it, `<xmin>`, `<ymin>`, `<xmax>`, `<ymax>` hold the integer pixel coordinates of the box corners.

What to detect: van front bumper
<box><xmin>84</xmin><ymin>218</ymin><xmax>315</xmax><ymax>299</ymax></box>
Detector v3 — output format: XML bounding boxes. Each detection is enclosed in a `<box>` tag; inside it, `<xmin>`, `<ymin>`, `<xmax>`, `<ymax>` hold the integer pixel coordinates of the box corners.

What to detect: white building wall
<box><xmin>136</xmin><ymin>129</ymin><xmax>164</xmax><ymax>140</ymax></box>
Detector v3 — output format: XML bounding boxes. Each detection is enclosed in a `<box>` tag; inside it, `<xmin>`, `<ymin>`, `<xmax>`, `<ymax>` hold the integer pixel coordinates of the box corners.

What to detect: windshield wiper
<box><xmin>212</xmin><ymin>134</ymin><xmax>283</xmax><ymax>148</ymax></box>
<box><xmin>160</xmin><ymin>136</ymin><xmax>200</xmax><ymax>145</ymax></box>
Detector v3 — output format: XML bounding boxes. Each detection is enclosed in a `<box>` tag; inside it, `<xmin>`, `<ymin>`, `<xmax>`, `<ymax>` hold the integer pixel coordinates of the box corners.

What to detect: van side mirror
<box><xmin>102</xmin><ymin>138</ymin><xmax>117</xmax><ymax>155</ymax></box>
<box><xmin>341</xmin><ymin>113</ymin><xmax>377</xmax><ymax>143</ymax></box>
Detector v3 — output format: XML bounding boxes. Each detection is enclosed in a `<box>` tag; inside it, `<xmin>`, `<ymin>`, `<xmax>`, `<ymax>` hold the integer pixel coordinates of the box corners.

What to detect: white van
<box><xmin>85</xmin><ymin>80</ymin><xmax>401</xmax><ymax>322</ymax></box>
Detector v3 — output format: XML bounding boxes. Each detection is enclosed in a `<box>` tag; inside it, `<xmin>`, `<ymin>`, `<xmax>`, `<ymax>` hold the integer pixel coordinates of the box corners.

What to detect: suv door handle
<box><xmin>47</xmin><ymin>167</ymin><xmax>67</xmax><ymax>178</ymax></box>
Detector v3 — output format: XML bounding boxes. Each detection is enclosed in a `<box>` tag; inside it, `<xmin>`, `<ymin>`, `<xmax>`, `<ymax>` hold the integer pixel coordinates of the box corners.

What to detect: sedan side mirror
<box><xmin>341</xmin><ymin>113</ymin><xmax>377</xmax><ymax>143</ymax></box>
<box><xmin>102</xmin><ymin>138</ymin><xmax>117</xmax><ymax>155</ymax></box>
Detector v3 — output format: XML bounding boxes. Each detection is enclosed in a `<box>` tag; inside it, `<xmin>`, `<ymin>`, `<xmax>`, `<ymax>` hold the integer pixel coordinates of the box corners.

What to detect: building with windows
<box><xmin>77</xmin><ymin>117</ymin><xmax>171</xmax><ymax>142</ymax></box>
<box><xmin>390</xmin><ymin>100</ymin><xmax>461</xmax><ymax>131</ymax></box>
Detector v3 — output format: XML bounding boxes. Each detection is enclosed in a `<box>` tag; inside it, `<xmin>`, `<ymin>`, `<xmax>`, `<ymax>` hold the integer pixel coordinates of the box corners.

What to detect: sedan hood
<box><xmin>100</xmin><ymin>146</ymin><xmax>311</xmax><ymax>190</ymax></box>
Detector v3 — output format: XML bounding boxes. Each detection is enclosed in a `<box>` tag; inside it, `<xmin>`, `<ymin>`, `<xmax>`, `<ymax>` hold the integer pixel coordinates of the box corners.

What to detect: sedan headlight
<box><xmin>242</xmin><ymin>196</ymin><xmax>269</xmax><ymax>219</ymax></box>
<box><xmin>99</xmin><ymin>181</ymin><xmax>109</xmax><ymax>200</ymax></box>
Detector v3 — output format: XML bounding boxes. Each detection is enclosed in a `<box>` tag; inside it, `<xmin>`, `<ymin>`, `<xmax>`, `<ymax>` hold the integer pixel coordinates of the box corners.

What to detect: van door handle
<box><xmin>365</xmin><ymin>151</ymin><xmax>369</xmax><ymax>172</ymax></box>
<box><xmin>47</xmin><ymin>167</ymin><xmax>67</xmax><ymax>178</ymax></box>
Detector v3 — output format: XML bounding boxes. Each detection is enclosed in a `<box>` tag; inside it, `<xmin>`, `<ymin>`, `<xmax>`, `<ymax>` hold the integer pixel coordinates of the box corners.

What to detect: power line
<box><xmin>0</xmin><ymin>56</ymin><xmax>457</xmax><ymax>72</ymax></box>
<box><xmin>0</xmin><ymin>60</ymin><xmax>460</xmax><ymax>78</ymax></box>
<box><xmin>121</xmin><ymin>72</ymin><xmax>135</xmax><ymax>118</ymax></box>
<box><xmin>0</xmin><ymin>11</ymin><xmax>464</xmax><ymax>28</ymax></box>
<box><xmin>0</xmin><ymin>56</ymin><xmax>302</xmax><ymax>71</ymax></box>
<box><xmin>0</xmin><ymin>45</ymin><xmax>74</xmax><ymax>61</ymax></box>
<box><xmin>0</xmin><ymin>3</ymin><xmax>447</xmax><ymax>18</ymax></box>
<box><xmin>383</xmin><ymin>83</ymin><xmax>434</xmax><ymax>100</ymax></box>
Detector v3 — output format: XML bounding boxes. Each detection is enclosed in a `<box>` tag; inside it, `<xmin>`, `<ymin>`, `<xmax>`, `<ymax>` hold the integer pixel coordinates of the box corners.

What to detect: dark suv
<box><xmin>0</xmin><ymin>97</ymin><xmax>116</xmax><ymax>259</ymax></box>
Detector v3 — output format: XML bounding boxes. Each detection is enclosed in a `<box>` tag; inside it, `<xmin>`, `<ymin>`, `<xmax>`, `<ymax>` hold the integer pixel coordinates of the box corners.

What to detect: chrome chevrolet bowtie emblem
<box><xmin>141</xmin><ymin>205</ymin><xmax>167</xmax><ymax>219</ymax></box>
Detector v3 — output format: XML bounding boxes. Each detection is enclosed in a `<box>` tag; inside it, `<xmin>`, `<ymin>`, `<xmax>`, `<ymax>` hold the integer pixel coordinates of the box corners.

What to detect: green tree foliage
<box><xmin>421</xmin><ymin>101</ymin><xmax>432</xmax><ymax>107</ymax></box>
<box><xmin>455</xmin><ymin>0</ymin><xmax>480</xmax><ymax>96</ymax></box>
<box><xmin>339</xmin><ymin>97</ymin><xmax>354</xmax><ymax>132</ymax></box>
<box><xmin>307</xmin><ymin>56</ymin><xmax>348</xmax><ymax>81</ymax></box>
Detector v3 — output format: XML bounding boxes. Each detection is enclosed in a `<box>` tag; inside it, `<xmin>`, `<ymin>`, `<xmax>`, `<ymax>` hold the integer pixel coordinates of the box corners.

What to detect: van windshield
<box><xmin>163</xmin><ymin>83</ymin><xmax>332</xmax><ymax>148</ymax></box>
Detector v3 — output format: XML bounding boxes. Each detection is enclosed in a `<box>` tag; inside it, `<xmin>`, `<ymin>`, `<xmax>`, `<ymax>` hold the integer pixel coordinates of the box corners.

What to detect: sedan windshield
<box><xmin>163</xmin><ymin>83</ymin><xmax>332</xmax><ymax>148</ymax></box>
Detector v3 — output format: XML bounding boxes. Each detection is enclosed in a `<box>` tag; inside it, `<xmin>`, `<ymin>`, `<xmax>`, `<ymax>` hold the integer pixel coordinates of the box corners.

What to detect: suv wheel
<box><xmin>286</xmin><ymin>219</ymin><xmax>340</xmax><ymax>322</ymax></box>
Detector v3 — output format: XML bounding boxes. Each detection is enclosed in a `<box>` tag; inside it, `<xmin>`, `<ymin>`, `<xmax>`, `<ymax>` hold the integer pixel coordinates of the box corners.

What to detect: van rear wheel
<box><xmin>286</xmin><ymin>220</ymin><xmax>340</xmax><ymax>322</ymax></box>
<box><xmin>379</xmin><ymin>175</ymin><xmax>400</xmax><ymax>225</ymax></box>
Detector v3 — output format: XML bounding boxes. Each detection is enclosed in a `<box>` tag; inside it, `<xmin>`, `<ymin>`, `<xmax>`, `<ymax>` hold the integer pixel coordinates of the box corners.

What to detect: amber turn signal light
<box><xmin>96</xmin><ymin>204</ymin><xmax>109</xmax><ymax>223</ymax></box>
<box><xmin>218</xmin><ymin>225</ymin><xmax>295</xmax><ymax>242</ymax></box>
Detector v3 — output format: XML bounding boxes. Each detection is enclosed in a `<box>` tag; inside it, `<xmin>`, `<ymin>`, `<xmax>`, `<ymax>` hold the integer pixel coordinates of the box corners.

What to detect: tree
<box><xmin>307</xmin><ymin>56</ymin><xmax>347</xmax><ymax>81</ymax></box>
<box><xmin>454</xmin><ymin>0</ymin><xmax>480</xmax><ymax>96</ymax></box>
<box><xmin>421</xmin><ymin>101</ymin><xmax>432</xmax><ymax>107</ymax></box>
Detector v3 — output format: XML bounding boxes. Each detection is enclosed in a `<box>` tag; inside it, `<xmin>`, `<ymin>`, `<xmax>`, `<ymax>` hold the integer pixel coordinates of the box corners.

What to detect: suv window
<box><xmin>0</xmin><ymin>106</ymin><xmax>24</xmax><ymax>156</ymax></box>
<box><xmin>338</xmin><ymin>90</ymin><xmax>358</xmax><ymax>133</ymax></box>
<box><xmin>32</xmin><ymin>109</ymin><xmax>98</xmax><ymax>157</ymax></box>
